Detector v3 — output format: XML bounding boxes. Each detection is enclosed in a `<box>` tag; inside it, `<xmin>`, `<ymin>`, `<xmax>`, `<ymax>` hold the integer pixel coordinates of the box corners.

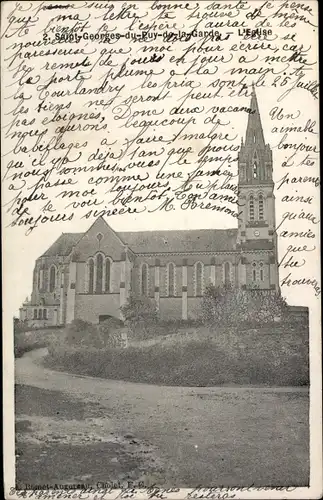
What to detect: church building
<box><xmin>19</xmin><ymin>87</ymin><xmax>280</xmax><ymax>326</ymax></box>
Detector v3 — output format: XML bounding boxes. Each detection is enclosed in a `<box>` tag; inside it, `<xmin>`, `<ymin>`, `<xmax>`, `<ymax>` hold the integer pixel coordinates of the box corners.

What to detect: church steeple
<box><xmin>236</xmin><ymin>86</ymin><xmax>279</xmax><ymax>292</ymax></box>
<box><xmin>245</xmin><ymin>83</ymin><xmax>265</xmax><ymax>148</ymax></box>
<box><xmin>238</xmin><ymin>85</ymin><xmax>273</xmax><ymax>186</ymax></box>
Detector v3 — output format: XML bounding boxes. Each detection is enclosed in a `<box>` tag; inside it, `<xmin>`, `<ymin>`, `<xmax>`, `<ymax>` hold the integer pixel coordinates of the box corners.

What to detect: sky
<box><xmin>2</xmin><ymin>0</ymin><xmax>320</xmax><ymax>318</ymax></box>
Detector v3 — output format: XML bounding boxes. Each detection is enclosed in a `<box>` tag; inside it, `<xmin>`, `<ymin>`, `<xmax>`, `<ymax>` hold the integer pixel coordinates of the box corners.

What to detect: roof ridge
<box><xmin>119</xmin><ymin>228</ymin><xmax>237</xmax><ymax>233</ymax></box>
<box><xmin>40</xmin><ymin>226</ymin><xmax>238</xmax><ymax>258</ymax></box>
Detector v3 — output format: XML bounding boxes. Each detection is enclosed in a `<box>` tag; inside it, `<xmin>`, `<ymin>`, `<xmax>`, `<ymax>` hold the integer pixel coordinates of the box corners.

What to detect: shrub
<box><xmin>65</xmin><ymin>319</ymin><xmax>102</xmax><ymax>348</ymax></box>
<box><xmin>120</xmin><ymin>294</ymin><xmax>159</xmax><ymax>339</ymax></box>
<box><xmin>202</xmin><ymin>285</ymin><xmax>288</xmax><ymax>327</ymax></box>
<box><xmin>98</xmin><ymin>317</ymin><xmax>127</xmax><ymax>348</ymax></box>
<box><xmin>14</xmin><ymin>327</ymin><xmax>49</xmax><ymax>358</ymax></box>
<box><xmin>155</xmin><ymin>318</ymin><xmax>201</xmax><ymax>333</ymax></box>
<box><xmin>44</xmin><ymin>329</ymin><xmax>309</xmax><ymax>387</ymax></box>
<box><xmin>99</xmin><ymin>316</ymin><xmax>124</xmax><ymax>330</ymax></box>
<box><xmin>14</xmin><ymin>319</ymin><xmax>31</xmax><ymax>335</ymax></box>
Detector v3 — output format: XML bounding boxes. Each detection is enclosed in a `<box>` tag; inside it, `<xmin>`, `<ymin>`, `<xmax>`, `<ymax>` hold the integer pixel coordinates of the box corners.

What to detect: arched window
<box><xmin>88</xmin><ymin>258</ymin><xmax>94</xmax><ymax>294</ymax></box>
<box><xmin>260</xmin><ymin>262</ymin><xmax>264</xmax><ymax>281</ymax></box>
<box><xmin>258</xmin><ymin>194</ymin><xmax>264</xmax><ymax>220</ymax></box>
<box><xmin>167</xmin><ymin>263</ymin><xmax>176</xmax><ymax>297</ymax></box>
<box><xmin>252</xmin><ymin>262</ymin><xmax>257</xmax><ymax>281</ymax></box>
<box><xmin>38</xmin><ymin>268</ymin><xmax>44</xmax><ymax>290</ymax></box>
<box><xmin>96</xmin><ymin>253</ymin><xmax>103</xmax><ymax>293</ymax></box>
<box><xmin>43</xmin><ymin>309</ymin><xmax>47</xmax><ymax>320</ymax></box>
<box><xmin>49</xmin><ymin>265</ymin><xmax>56</xmax><ymax>292</ymax></box>
<box><xmin>249</xmin><ymin>195</ymin><xmax>255</xmax><ymax>221</ymax></box>
<box><xmin>105</xmin><ymin>258</ymin><xmax>111</xmax><ymax>293</ymax></box>
<box><xmin>224</xmin><ymin>262</ymin><xmax>231</xmax><ymax>287</ymax></box>
<box><xmin>33</xmin><ymin>309</ymin><xmax>37</xmax><ymax>319</ymax></box>
<box><xmin>38</xmin><ymin>309</ymin><xmax>43</xmax><ymax>320</ymax></box>
<box><xmin>195</xmin><ymin>262</ymin><xmax>203</xmax><ymax>296</ymax></box>
<box><xmin>141</xmin><ymin>263</ymin><xmax>148</xmax><ymax>296</ymax></box>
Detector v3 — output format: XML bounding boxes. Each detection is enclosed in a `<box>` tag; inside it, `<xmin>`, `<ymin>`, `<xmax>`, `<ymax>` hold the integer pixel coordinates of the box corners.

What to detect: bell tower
<box><xmin>237</xmin><ymin>84</ymin><xmax>279</xmax><ymax>291</ymax></box>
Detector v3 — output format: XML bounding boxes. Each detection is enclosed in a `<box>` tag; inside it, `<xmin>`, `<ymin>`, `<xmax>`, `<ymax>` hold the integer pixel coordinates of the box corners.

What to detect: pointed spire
<box><xmin>245</xmin><ymin>84</ymin><xmax>265</xmax><ymax>147</ymax></box>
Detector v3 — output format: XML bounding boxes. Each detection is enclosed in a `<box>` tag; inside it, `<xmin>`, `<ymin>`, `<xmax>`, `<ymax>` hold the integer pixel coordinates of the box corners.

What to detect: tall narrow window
<box><xmin>168</xmin><ymin>263</ymin><xmax>175</xmax><ymax>297</ymax></box>
<box><xmin>96</xmin><ymin>253</ymin><xmax>103</xmax><ymax>293</ymax></box>
<box><xmin>33</xmin><ymin>309</ymin><xmax>37</xmax><ymax>319</ymax></box>
<box><xmin>141</xmin><ymin>263</ymin><xmax>148</xmax><ymax>296</ymax></box>
<box><xmin>88</xmin><ymin>258</ymin><xmax>94</xmax><ymax>294</ymax></box>
<box><xmin>38</xmin><ymin>309</ymin><xmax>43</xmax><ymax>320</ymax></box>
<box><xmin>252</xmin><ymin>262</ymin><xmax>257</xmax><ymax>281</ymax></box>
<box><xmin>258</xmin><ymin>194</ymin><xmax>264</xmax><ymax>220</ymax></box>
<box><xmin>253</xmin><ymin>161</ymin><xmax>258</xmax><ymax>179</ymax></box>
<box><xmin>260</xmin><ymin>262</ymin><xmax>264</xmax><ymax>281</ymax></box>
<box><xmin>105</xmin><ymin>258</ymin><xmax>111</xmax><ymax>293</ymax></box>
<box><xmin>249</xmin><ymin>195</ymin><xmax>255</xmax><ymax>221</ymax></box>
<box><xmin>49</xmin><ymin>265</ymin><xmax>56</xmax><ymax>292</ymax></box>
<box><xmin>224</xmin><ymin>262</ymin><xmax>231</xmax><ymax>287</ymax></box>
<box><xmin>43</xmin><ymin>309</ymin><xmax>47</xmax><ymax>320</ymax></box>
<box><xmin>195</xmin><ymin>262</ymin><xmax>203</xmax><ymax>296</ymax></box>
<box><xmin>38</xmin><ymin>268</ymin><xmax>43</xmax><ymax>290</ymax></box>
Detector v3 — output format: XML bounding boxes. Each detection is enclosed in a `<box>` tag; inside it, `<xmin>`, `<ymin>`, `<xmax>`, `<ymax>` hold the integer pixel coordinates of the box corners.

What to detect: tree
<box><xmin>201</xmin><ymin>284</ymin><xmax>221</xmax><ymax>322</ymax></box>
<box><xmin>201</xmin><ymin>286</ymin><xmax>288</xmax><ymax>327</ymax></box>
<box><xmin>120</xmin><ymin>294</ymin><xmax>158</xmax><ymax>339</ymax></box>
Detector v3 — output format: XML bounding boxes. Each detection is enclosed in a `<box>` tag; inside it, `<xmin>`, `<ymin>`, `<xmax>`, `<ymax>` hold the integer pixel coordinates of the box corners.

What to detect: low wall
<box><xmin>287</xmin><ymin>305</ymin><xmax>309</xmax><ymax>321</ymax></box>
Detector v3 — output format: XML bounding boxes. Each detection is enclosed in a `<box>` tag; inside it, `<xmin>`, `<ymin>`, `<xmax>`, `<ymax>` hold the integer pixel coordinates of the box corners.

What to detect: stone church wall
<box><xmin>74</xmin><ymin>293</ymin><xmax>121</xmax><ymax>323</ymax></box>
<box><xmin>159</xmin><ymin>297</ymin><xmax>182</xmax><ymax>319</ymax></box>
<box><xmin>187</xmin><ymin>298</ymin><xmax>203</xmax><ymax>319</ymax></box>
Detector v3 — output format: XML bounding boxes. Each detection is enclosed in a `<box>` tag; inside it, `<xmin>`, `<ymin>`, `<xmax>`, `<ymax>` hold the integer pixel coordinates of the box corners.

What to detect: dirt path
<box><xmin>15</xmin><ymin>348</ymin><xmax>309</xmax><ymax>488</ymax></box>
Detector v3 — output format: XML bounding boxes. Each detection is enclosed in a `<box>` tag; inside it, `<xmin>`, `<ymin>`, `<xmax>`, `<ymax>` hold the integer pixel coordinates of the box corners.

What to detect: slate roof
<box><xmin>40</xmin><ymin>228</ymin><xmax>238</xmax><ymax>257</ymax></box>
<box><xmin>41</xmin><ymin>233</ymin><xmax>83</xmax><ymax>257</ymax></box>
<box><xmin>119</xmin><ymin>229</ymin><xmax>238</xmax><ymax>254</ymax></box>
